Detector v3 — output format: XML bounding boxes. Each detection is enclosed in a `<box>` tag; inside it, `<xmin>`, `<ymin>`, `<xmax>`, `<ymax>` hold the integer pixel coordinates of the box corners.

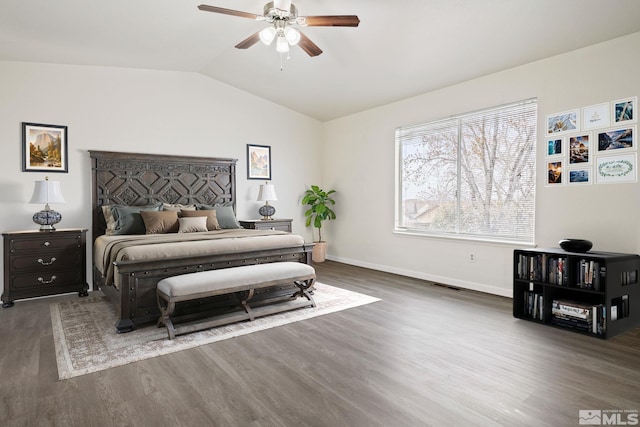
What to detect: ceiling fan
<box><xmin>198</xmin><ymin>1</ymin><xmax>360</xmax><ymax>57</ymax></box>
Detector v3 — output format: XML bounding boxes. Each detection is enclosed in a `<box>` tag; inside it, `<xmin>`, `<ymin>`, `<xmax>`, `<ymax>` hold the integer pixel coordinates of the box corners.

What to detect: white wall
<box><xmin>0</xmin><ymin>62</ymin><xmax>322</xmax><ymax>288</ymax></box>
<box><xmin>322</xmin><ymin>32</ymin><xmax>640</xmax><ymax>297</ymax></box>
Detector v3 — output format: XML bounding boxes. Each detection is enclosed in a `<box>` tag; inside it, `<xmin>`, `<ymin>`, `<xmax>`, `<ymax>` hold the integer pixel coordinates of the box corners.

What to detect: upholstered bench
<box><xmin>157</xmin><ymin>262</ymin><xmax>316</xmax><ymax>340</ymax></box>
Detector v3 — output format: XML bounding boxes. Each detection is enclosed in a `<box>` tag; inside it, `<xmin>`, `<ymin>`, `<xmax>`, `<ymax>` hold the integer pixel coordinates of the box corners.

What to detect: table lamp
<box><xmin>257</xmin><ymin>182</ymin><xmax>277</xmax><ymax>220</ymax></box>
<box><xmin>30</xmin><ymin>176</ymin><xmax>65</xmax><ymax>231</ymax></box>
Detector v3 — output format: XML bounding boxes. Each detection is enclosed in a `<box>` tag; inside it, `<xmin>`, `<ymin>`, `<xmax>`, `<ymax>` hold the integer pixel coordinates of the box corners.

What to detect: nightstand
<box><xmin>239</xmin><ymin>219</ymin><xmax>293</xmax><ymax>232</ymax></box>
<box><xmin>2</xmin><ymin>229</ymin><xmax>89</xmax><ymax>308</ymax></box>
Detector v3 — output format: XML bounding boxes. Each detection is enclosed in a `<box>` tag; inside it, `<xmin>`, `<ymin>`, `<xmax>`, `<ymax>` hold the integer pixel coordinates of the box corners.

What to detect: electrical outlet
<box><xmin>469</xmin><ymin>253</ymin><xmax>476</xmax><ymax>263</ymax></box>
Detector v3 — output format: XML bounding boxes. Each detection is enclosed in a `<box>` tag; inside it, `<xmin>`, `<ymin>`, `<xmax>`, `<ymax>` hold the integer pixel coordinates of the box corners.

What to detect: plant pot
<box><xmin>312</xmin><ymin>241</ymin><xmax>328</xmax><ymax>263</ymax></box>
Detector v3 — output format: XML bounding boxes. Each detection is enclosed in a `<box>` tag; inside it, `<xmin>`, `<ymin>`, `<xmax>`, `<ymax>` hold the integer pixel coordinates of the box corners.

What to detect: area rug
<box><xmin>50</xmin><ymin>282</ymin><xmax>380</xmax><ymax>380</ymax></box>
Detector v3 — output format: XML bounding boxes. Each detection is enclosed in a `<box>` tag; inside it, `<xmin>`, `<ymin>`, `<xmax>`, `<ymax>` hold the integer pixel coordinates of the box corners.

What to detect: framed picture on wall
<box><xmin>546</xmin><ymin>138</ymin><xmax>563</xmax><ymax>157</ymax></box>
<box><xmin>597</xmin><ymin>126</ymin><xmax>635</xmax><ymax>152</ymax></box>
<box><xmin>595</xmin><ymin>152</ymin><xmax>637</xmax><ymax>184</ymax></box>
<box><xmin>21</xmin><ymin>122</ymin><xmax>68</xmax><ymax>173</ymax></box>
<box><xmin>568</xmin><ymin>134</ymin><xmax>591</xmax><ymax>164</ymax></box>
<box><xmin>612</xmin><ymin>96</ymin><xmax>636</xmax><ymax>124</ymax></box>
<box><xmin>547</xmin><ymin>161</ymin><xmax>563</xmax><ymax>186</ymax></box>
<box><xmin>546</xmin><ymin>109</ymin><xmax>579</xmax><ymax>136</ymax></box>
<box><xmin>247</xmin><ymin>144</ymin><xmax>271</xmax><ymax>180</ymax></box>
<box><xmin>568</xmin><ymin>167</ymin><xmax>592</xmax><ymax>185</ymax></box>
<box><xmin>582</xmin><ymin>102</ymin><xmax>610</xmax><ymax>130</ymax></box>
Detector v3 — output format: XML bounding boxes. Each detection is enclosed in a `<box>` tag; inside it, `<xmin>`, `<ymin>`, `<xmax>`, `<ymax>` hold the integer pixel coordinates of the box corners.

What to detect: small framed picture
<box><xmin>582</xmin><ymin>102</ymin><xmax>610</xmax><ymax>130</ymax></box>
<box><xmin>568</xmin><ymin>133</ymin><xmax>591</xmax><ymax>164</ymax></box>
<box><xmin>547</xmin><ymin>161</ymin><xmax>563</xmax><ymax>186</ymax></box>
<box><xmin>612</xmin><ymin>96</ymin><xmax>636</xmax><ymax>124</ymax></box>
<box><xmin>247</xmin><ymin>144</ymin><xmax>271</xmax><ymax>180</ymax></box>
<box><xmin>597</xmin><ymin>126</ymin><xmax>635</xmax><ymax>152</ymax></box>
<box><xmin>22</xmin><ymin>122</ymin><xmax>68</xmax><ymax>173</ymax></box>
<box><xmin>596</xmin><ymin>152</ymin><xmax>637</xmax><ymax>184</ymax></box>
<box><xmin>546</xmin><ymin>109</ymin><xmax>579</xmax><ymax>136</ymax></box>
<box><xmin>546</xmin><ymin>138</ymin><xmax>564</xmax><ymax>157</ymax></box>
<box><xmin>568</xmin><ymin>167</ymin><xmax>591</xmax><ymax>185</ymax></box>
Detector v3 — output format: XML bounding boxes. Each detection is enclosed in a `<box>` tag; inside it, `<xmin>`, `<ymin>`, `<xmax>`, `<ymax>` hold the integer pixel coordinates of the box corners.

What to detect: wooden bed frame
<box><xmin>89</xmin><ymin>150</ymin><xmax>313</xmax><ymax>333</ymax></box>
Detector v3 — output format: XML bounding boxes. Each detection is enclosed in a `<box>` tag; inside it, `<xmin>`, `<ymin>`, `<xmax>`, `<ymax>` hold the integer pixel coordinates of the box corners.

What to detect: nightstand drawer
<box><xmin>9</xmin><ymin>251</ymin><xmax>83</xmax><ymax>272</ymax></box>
<box><xmin>8</xmin><ymin>269</ymin><xmax>85</xmax><ymax>291</ymax></box>
<box><xmin>239</xmin><ymin>219</ymin><xmax>292</xmax><ymax>232</ymax></box>
<box><xmin>8</xmin><ymin>234</ymin><xmax>82</xmax><ymax>253</ymax></box>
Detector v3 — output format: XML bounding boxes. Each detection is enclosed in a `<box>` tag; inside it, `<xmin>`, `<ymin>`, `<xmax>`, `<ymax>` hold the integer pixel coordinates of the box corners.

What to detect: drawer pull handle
<box><xmin>37</xmin><ymin>257</ymin><xmax>57</xmax><ymax>266</ymax></box>
<box><xmin>38</xmin><ymin>276</ymin><xmax>57</xmax><ymax>284</ymax></box>
<box><xmin>43</xmin><ymin>241</ymin><xmax>51</xmax><ymax>247</ymax></box>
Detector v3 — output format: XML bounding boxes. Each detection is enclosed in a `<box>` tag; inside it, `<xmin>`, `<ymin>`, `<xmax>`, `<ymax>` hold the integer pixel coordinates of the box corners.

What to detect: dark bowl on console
<box><xmin>559</xmin><ymin>238</ymin><xmax>593</xmax><ymax>253</ymax></box>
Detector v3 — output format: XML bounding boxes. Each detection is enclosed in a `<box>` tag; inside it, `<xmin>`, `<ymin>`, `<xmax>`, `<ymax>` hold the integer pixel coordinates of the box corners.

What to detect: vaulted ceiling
<box><xmin>2</xmin><ymin>0</ymin><xmax>640</xmax><ymax>121</ymax></box>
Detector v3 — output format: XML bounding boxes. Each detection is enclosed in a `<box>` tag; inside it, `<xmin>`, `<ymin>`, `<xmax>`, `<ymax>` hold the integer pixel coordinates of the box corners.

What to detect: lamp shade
<box><xmin>257</xmin><ymin>183</ymin><xmax>278</xmax><ymax>202</ymax></box>
<box><xmin>259</xmin><ymin>26</ymin><xmax>277</xmax><ymax>45</ymax></box>
<box><xmin>30</xmin><ymin>179</ymin><xmax>65</xmax><ymax>204</ymax></box>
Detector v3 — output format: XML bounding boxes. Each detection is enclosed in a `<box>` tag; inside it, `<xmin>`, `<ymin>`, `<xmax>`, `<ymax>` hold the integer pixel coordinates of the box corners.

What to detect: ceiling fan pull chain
<box><xmin>280</xmin><ymin>53</ymin><xmax>284</xmax><ymax>71</ymax></box>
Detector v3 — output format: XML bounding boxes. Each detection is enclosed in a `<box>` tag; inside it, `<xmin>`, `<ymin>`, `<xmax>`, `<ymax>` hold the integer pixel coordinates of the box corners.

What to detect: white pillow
<box><xmin>178</xmin><ymin>216</ymin><xmax>208</xmax><ymax>233</ymax></box>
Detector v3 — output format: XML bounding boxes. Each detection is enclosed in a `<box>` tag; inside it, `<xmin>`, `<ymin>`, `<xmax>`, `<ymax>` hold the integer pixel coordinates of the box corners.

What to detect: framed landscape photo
<box><xmin>22</xmin><ymin>122</ymin><xmax>68</xmax><ymax>173</ymax></box>
<box><xmin>568</xmin><ymin>134</ymin><xmax>591</xmax><ymax>164</ymax></box>
<box><xmin>546</xmin><ymin>109</ymin><xmax>579</xmax><ymax>136</ymax></box>
<box><xmin>612</xmin><ymin>96</ymin><xmax>636</xmax><ymax>124</ymax></box>
<box><xmin>597</xmin><ymin>126</ymin><xmax>635</xmax><ymax>152</ymax></box>
<box><xmin>547</xmin><ymin>161</ymin><xmax>563</xmax><ymax>186</ymax></box>
<box><xmin>568</xmin><ymin>167</ymin><xmax>591</xmax><ymax>185</ymax></box>
<box><xmin>247</xmin><ymin>144</ymin><xmax>271</xmax><ymax>180</ymax></box>
<box><xmin>546</xmin><ymin>138</ymin><xmax>563</xmax><ymax>157</ymax></box>
<box><xmin>596</xmin><ymin>152</ymin><xmax>637</xmax><ymax>184</ymax></box>
<box><xmin>582</xmin><ymin>102</ymin><xmax>610</xmax><ymax>130</ymax></box>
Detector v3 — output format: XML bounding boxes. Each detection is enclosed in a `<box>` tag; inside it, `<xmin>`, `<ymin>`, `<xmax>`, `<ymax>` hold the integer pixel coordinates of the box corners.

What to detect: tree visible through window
<box><xmin>395</xmin><ymin>99</ymin><xmax>537</xmax><ymax>243</ymax></box>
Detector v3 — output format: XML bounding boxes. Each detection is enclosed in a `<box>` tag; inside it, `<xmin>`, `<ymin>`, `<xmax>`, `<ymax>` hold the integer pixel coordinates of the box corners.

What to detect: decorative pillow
<box><xmin>196</xmin><ymin>205</ymin><xmax>241</xmax><ymax>229</ymax></box>
<box><xmin>162</xmin><ymin>203</ymin><xmax>196</xmax><ymax>214</ymax></box>
<box><xmin>178</xmin><ymin>216</ymin><xmax>208</xmax><ymax>233</ymax></box>
<box><xmin>103</xmin><ymin>203</ymin><xmax>163</xmax><ymax>235</ymax></box>
<box><xmin>141</xmin><ymin>210</ymin><xmax>179</xmax><ymax>234</ymax></box>
<box><xmin>179</xmin><ymin>210</ymin><xmax>220</xmax><ymax>231</ymax></box>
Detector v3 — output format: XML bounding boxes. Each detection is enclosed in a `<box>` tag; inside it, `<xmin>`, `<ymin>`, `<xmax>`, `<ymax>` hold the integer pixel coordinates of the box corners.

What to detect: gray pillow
<box><xmin>107</xmin><ymin>203</ymin><xmax>163</xmax><ymax>235</ymax></box>
<box><xmin>197</xmin><ymin>204</ymin><xmax>241</xmax><ymax>229</ymax></box>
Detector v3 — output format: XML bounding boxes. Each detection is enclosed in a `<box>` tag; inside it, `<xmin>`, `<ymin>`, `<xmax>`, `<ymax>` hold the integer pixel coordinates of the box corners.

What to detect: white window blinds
<box><xmin>395</xmin><ymin>98</ymin><xmax>537</xmax><ymax>243</ymax></box>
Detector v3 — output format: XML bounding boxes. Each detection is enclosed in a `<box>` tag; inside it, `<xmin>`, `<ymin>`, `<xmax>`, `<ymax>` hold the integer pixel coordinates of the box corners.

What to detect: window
<box><xmin>395</xmin><ymin>99</ymin><xmax>537</xmax><ymax>243</ymax></box>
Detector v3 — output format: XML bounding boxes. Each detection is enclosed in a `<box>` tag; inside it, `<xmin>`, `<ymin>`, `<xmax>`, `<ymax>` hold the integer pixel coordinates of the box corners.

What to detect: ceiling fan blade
<box><xmin>298</xmin><ymin>32</ymin><xmax>323</xmax><ymax>57</ymax></box>
<box><xmin>301</xmin><ymin>15</ymin><xmax>360</xmax><ymax>27</ymax></box>
<box><xmin>235</xmin><ymin>31</ymin><xmax>261</xmax><ymax>49</ymax></box>
<box><xmin>198</xmin><ymin>4</ymin><xmax>262</xmax><ymax>20</ymax></box>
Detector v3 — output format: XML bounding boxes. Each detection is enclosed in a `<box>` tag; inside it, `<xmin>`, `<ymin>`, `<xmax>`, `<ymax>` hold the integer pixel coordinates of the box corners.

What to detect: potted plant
<box><xmin>302</xmin><ymin>185</ymin><xmax>336</xmax><ymax>262</ymax></box>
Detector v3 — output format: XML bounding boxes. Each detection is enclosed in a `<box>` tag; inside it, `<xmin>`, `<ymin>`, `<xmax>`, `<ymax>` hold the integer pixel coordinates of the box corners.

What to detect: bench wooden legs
<box><xmin>294</xmin><ymin>278</ymin><xmax>317</xmax><ymax>308</ymax></box>
<box><xmin>157</xmin><ymin>278</ymin><xmax>316</xmax><ymax>340</ymax></box>
<box><xmin>238</xmin><ymin>289</ymin><xmax>256</xmax><ymax>321</ymax></box>
<box><xmin>157</xmin><ymin>298</ymin><xmax>178</xmax><ymax>340</ymax></box>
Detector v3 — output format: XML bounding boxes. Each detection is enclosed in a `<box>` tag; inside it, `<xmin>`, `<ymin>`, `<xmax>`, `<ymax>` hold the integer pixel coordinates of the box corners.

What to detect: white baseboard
<box><xmin>325</xmin><ymin>255</ymin><xmax>513</xmax><ymax>298</ymax></box>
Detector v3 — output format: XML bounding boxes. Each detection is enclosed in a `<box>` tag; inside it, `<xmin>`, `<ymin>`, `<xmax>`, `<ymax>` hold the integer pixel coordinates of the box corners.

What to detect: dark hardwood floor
<box><xmin>1</xmin><ymin>261</ymin><xmax>639</xmax><ymax>426</ymax></box>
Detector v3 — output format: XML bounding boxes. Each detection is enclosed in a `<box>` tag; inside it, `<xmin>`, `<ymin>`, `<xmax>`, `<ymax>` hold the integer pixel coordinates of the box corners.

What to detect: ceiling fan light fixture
<box><xmin>284</xmin><ymin>27</ymin><xmax>300</xmax><ymax>45</ymax></box>
<box><xmin>259</xmin><ymin>26</ymin><xmax>277</xmax><ymax>45</ymax></box>
<box><xmin>276</xmin><ymin>35</ymin><xmax>290</xmax><ymax>53</ymax></box>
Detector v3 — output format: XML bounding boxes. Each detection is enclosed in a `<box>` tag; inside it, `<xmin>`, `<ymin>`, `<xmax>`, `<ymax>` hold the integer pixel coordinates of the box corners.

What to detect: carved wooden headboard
<box><xmin>89</xmin><ymin>150</ymin><xmax>237</xmax><ymax>240</ymax></box>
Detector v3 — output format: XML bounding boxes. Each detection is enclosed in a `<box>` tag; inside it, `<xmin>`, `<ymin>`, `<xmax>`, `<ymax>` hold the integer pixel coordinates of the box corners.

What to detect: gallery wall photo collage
<box><xmin>545</xmin><ymin>96</ymin><xmax>636</xmax><ymax>186</ymax></box>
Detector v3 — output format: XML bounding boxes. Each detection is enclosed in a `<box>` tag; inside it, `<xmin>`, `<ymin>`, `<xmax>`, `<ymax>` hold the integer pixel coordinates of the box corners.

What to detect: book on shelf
<box><xmin>551</xmin><ymin>299</ymin><xmax>606</xmax><ymax>335</ymax></box>
<box><xmin>524</xmin><ymin>290</ymin><xmax>544</xmax><ymax>320</ymax></box>
<box><xmin>621</xmin><ymin>270</ymin><xmax>638</xmax><ymax>286</ymax></box>
<box><xmin>516</xmin><ymin>253</ymin><xmax>567</xmax><ymax>286</ymax></box>
<box><xmin>611</xmin><ymin>295</ymin><xmax>630</xmax><ymax>321</ymax></box>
